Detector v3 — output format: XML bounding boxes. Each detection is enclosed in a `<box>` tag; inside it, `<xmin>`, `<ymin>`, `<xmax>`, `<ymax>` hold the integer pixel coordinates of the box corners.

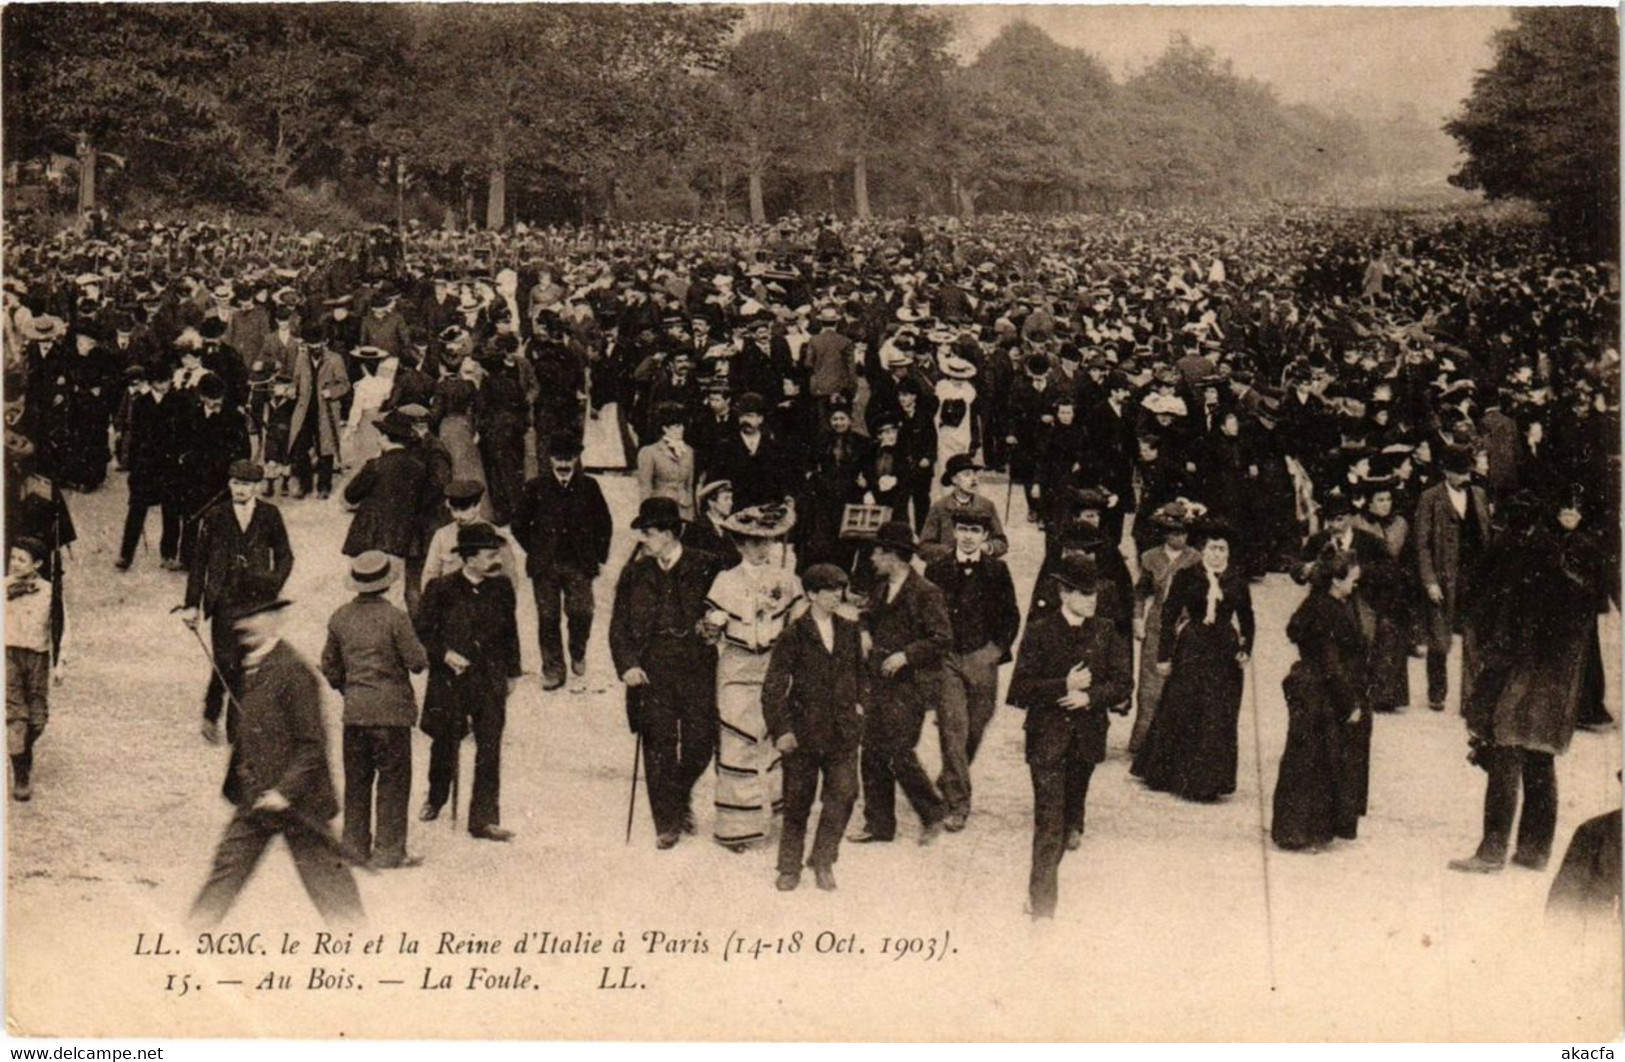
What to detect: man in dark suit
<box><xmin>341</xmin><ymin>410</ymin><xmax>439</xmax><ymax>617</ymax></box>
<box><xmin>850</xmin><ymin>522</ymin><xmax>949</xmax><ymax>846</ymax></box>
<box><xmin>175</xmin><ymin>371</ymin><xmax>252</xmax><ymax>568</ymax></box>
<box><xmin>923</xmin><ymin>512</ymin><xmax>1019</xmax><ymax>832</ymax></box>
<box><xmin>181</xmin><ymin>460</ymin><xmax>294</xmax><ymax>746</ymax></box>
<box><xmin>1081</xmin><ymin>372</ymin><xmax>1137</xmax><ymax>545</ymax></box>
<box><xmin>188</xmin><ymin>596</ymin><xmax>364</xmax><ymax>927</ymax></box>
<box><xmin>609</xmin><ymin>498</ymin><xmax>721</xmax><ymax>849</ymax></box>
<box><xmin>512</xmin><ymin>435</ymin><xmax>614</xmax><ymax>691</ymax></box>
<box><xmin>1007</xmin><ymin>557</ymin><xmax>1132</xmax><ymax>919</ymax></box>
<box><xmin>415</xmin><ymin>523</ymin><xmax>523</xmax><ymax>841</ymax></box>
<box><xmin>116</xmin><ymin>363</ymin><xmax>186</xmax><ymax>571</ymax></box>
<box><xmin>762</xmin><ymin>563</ymin><xmax>866</xmax><ymax>892</ymax></box>
<box><xmin>704</xmin><ymin>393</ymin><xmax>783</xmax><ymax>509</ymax></box>
<box><xmin>1414</xmin><ymin>445</ymin><xmax>1493</xmax><ymax>711</ymax></box>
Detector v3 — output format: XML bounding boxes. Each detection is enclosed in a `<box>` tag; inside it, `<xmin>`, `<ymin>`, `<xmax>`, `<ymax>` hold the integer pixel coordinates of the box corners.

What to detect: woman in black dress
<box><xmin>1131</xmin><ymin>520</ymin><xmax>1255</xmax><ymax>802</ymax></box>
<box><xmin>1272</xmin><ymin>546</ymin><xmax>1372</xmax><ymax>851</ymax></box>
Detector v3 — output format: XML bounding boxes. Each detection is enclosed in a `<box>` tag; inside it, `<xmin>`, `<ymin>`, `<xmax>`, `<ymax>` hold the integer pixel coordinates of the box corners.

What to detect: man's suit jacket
<box><xmin>342</xmin><ymin>447</ymin><xmax>437</xmax><ymax>558</ymax></box>
<box><xmin>223</xmin><ymin>640</ymin><xmax>338</xmax><ymax>818</ymax></box>
<box><xmin>863</xmin><ymin>570</ymin><xmax>952</xmax><ymax>751</ymax></box>
<box><xmin>1415</xmin><ymin>481</ymin><xmax>1492</xmax><ymax>599</ymax></box>
<box><xmin>922</xmin><ymin>553</ymin><xmax>1021</xmax><ymax>661</ymax></box>
<box><xmin>185</xmin><ymin>500</ymin><xmax>295</xmax><ymax>615</ymax></box>
<box><xmin>1007</xmin><ymin>611</ymin><xmax>1132</xmax><ymax>767</ymax></box>
<box><xmin>761</xmin><ymin>611</ymin><xmax>867</xmax><ymax>755</ymax></box>
<box><xmin>512</xmin><ymin>472</ymin><xmax>614</xmax><ymax>578</ymax></box>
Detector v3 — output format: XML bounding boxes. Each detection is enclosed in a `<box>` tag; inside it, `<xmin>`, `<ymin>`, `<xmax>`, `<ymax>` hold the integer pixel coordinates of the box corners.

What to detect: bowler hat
<box><xmin>869</xmin><ymin>520</ymin><xmax>917</xmax><ymax>557</ymax></box>
<box><xmin>1440</xmin><ymin>445</ymin><xmax>1474</xmax><ymax>474</ymax></box>
<box><xmin>346</xmin><ymin>550</ymin><xmax>398</xmax><ymax>594</ymax></box>
<box><xmin>226</xmin><ymin>595</ymin><xmax>291</xmax><ymax>623</ymax></box>
<box><xmin>1051</xmin><ymin>556</ymin><xmax>1099</xmax><ymax>594</ymax></box>
<box><xmin>444</xmin><ymin>479</ymin><xmax>486</xmax><ymax>507</ymax></box>
<box><xmin>939</xmin><ymin>453</ymin><xmax>983</xmax><ymax>487</ymax></box>
<box><xmin>452</xmin><ymin>522</ymin><xmax>506</xmax><ymax>556</ymax></box>
<box><xmin>374</xmin><ymin>409</ymin><xmax>415</xmax><ymax>442</ymax></box>
<box><xmin>735</xmin><ymin>392</ymin><xmax>767</xmax><ymax>416</ymax></box>
<box><xmin>631</xmin><ymin>496</ymin><xmax>683</xmax><ymax>532</ymax></box>
<box><xmin>227</xmin><ymin>459</ymin><xmax>264</xmax><ymax>483</ymax></box>
<box><xmin>197</xmin><ymin>372</ymin><xmax>227</xmax><ymax>401</ymax></box>
<box><xmin>198</xmin><ymin>317</ymin><xmax>227</xmax><ymax>342</ymax></box>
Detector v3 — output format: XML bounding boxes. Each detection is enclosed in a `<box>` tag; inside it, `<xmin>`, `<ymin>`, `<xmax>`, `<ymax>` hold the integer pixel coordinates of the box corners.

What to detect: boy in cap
<box><xmin>415</xmin><ymin>523</ymin><xmax>523</xmax><ymax>841</ymax></box>
<box><xmin>189</xmin><ymin>595</ymin><xmax>364</xmax><ymax>927</ymax></box>
<box><xmin>1008</xmin><ymin>556</ymin><xmax>1132</xmax><ymax>919</ymax></box>
<box><xmin>7</xmin><ymin>537</ymin><xmax>64</xmax><ymax>801</ymax></box>
<box><xmin>322</xmin><ymin>551</ymin><xmax>429</xmax><ymax>869</ymax></box>
<box><xmin>762</xmin><ymin>563</ymin><xmax>865</xmax><ymax>890</ymax></box>
<box><xmin>421</xmin><ymin>479</ymin><xmax>519</xmax><ymax>588</ymax></box>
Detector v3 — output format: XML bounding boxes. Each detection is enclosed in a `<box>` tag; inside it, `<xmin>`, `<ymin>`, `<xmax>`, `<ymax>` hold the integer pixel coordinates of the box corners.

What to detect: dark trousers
<box><xmin>119</xmin><ymin>496</ymin><xmax>181</xmax><ymax>562</ymax></box>
<box><xmin>641</xmin><ymin>695</ymin><xmax>716</xmax><ymax>838</ymax></box>
<box><xmin>937</xmin><ymin>644</ymin><xmax>1001</xmax><ymax>816</ymax></box>
<box><xmin>859</xmin><ymin>706</ymin><xmax>944</xmax><ymax>838</ymax></box>
<box><xmin>342</xmin><ymin>725</ymin><xmax>412</xmax><ymax>865</ymax></box>
<box><xmin>1028</xmin><ymin>759</ymin><xmax>1097</xmax><ymax>918</ymax></box>
<box><xmin>532</xmin><ymin>567</ymin><xmax>595</xmax><ymax>681</ymax></box>
<box><xmin>202</xmin><ymin>612</ymin><xmax>243</xmax><ymax>735</ymax></box>
<box><xmin>425</xmin><ymin>705</ymin><xmax>505</xmax><ymax>833</ymax></box>
<box><xmin>908</xmin><ymin>478</ymin><xmax>932</xmax><ymax>533</ymax></box>
<box><xmin>1425</xmin><ymin>598</ymin><xmax>1459</xmax><ymax>705</ymax></box>
<box><xmin>1475</xmin><ymin>746</ymin><xmax>1558</xmax><ymax>864</ymax></box>
<box><xmin>290</xmin><ymin>415</ymin><xmax>334</xmax><ymax>494</ymax></box>
<box><xmin>189</xmin><ymin>809</ymin><xmax>364</xmax><ymax>927</ymax></box>
<box><xmin>403</xmin><ymin>555</ymin><xmax>425</xmax><ymax>623</ymax></box>
<box><xmin>778</xmin><ymin>747</ymin><xmax>858</xmax><ymax>874</ymax></box>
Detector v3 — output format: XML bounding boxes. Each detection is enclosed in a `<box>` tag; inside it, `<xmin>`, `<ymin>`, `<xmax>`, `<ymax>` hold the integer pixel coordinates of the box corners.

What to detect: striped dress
<box><xmin>704</xmin><ymin>561</ymin><xmax>804</xmax><ymax>848</ymax></box>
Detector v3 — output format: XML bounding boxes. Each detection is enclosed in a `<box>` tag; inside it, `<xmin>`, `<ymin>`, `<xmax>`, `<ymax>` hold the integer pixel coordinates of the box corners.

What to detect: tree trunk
<box><xmin>748</xmin><ymin>168</ymin><xmax>766</xmax><ymax>224</ymax></box>
<box><xmin>486</xmin><ymin>163</ymin><xmax>507</xmax><ymax>231</ymax></box>
<box><xmin>853</xmin><ymin>153</ymin><xmax>871</xmax><ymax>219</ymax></box>
<box><xmin>955</xmin><ymin>178</ymin><xmax>977</xmax><ymax>220</ymax></box>
<box><xmin>463</xmin><ymin>178</ymin><xmax>475</xmax><ymax>231</ymax></box>
<box><xmin>75</xmin><ymin>133</ymin><xmax>96</xmax><ymax>216</ymax></box>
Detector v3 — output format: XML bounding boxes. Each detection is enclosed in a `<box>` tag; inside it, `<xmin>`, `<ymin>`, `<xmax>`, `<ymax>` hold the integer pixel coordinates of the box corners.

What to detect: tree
<box><xmin>716</xmin><ymin>29</ymin><xmax>818</xmax><ymax>223</ymax></box>
<box><xmin>793</xmin><ymin>5</ymin><xmax>955</xmax><ymax>218</ymax></box>
<box><xmin>1446</xmin><ymin>8</ymin><xmax>1619</xmax><ymax>253</ymax></box>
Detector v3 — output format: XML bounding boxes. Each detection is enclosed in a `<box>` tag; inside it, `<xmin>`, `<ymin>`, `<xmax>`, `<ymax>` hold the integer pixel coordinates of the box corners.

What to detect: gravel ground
<box><xmin>7</xmin><ymin>465</ymin><xmax>1620</xmax><ymax>1040</ymax></box>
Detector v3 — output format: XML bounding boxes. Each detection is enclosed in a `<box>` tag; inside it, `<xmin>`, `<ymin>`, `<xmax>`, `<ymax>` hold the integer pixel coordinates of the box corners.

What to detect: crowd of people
<box><xmin>2</xmin><ymin>205</ymin><xmax>1620</xmax><ymax>923</ymax></box>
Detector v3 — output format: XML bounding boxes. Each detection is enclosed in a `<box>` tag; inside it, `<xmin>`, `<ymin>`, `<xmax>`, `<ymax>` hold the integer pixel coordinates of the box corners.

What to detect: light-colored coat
<box><xmin>636</xmin><ymin>440</ymin><xmax>696</xmax><ymax>521</ymax></box>
<box><xmin>289</xmin><ymin>349</ymin><xmax>351</xmax><ymax>459</ymax></box>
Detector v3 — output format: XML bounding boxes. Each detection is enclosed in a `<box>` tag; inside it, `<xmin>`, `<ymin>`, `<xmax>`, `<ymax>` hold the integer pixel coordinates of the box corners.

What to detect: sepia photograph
<box><xmin>1</xmin><ymin>1</ymin><xmax>1620</xmax><ymax>1044</ymax></box>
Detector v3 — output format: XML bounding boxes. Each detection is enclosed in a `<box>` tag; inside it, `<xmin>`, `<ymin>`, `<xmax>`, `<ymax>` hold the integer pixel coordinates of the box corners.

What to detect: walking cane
<box><xmin>449</xmin><ymin>738</ymin><xmax>461</xmax><ymax>830</ymax></box>
<box><xmin>625</xmin><ymin>732</ymin><xmax>642</xmax><ymax>845</ymax></box>
<box><xmin>1244</xmin><ymin>651</ymin><xmax>1279</xmax><ymax>990</ymax></box>
<box><xmin>1003</xmin><ymin>471</ymin><xmax>1016</xmax><ymax>525</ymax></box>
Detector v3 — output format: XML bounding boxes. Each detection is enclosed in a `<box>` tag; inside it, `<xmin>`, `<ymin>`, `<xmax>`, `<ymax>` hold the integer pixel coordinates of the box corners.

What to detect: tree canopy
<box><xmin>1446</xmin><ymin>7</ymin><xmax>1619</xmax><ymax>253</ymax></box>
<box><xmin>2</xmin><ymin>5</ymin><xmax>1450</xmax><ymax>227</ymax></box>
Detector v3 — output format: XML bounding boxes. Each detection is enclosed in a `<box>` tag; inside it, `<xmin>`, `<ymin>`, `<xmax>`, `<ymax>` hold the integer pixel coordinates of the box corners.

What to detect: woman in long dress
<box><xmin>635</xmin><ymin>403</ymin><xmax>696</xmax><ymax>521</ymax></box>
<box><xmin>1355</xmin><ymin>481</ymin><xmax>1412</xmax><ymax>713</ymax></box>
<box><xmin>1272</xmin><ymin>546</ymin><xmax>1372</xmax><ymax>851</ymax></box>
<box><xmin>343</xmin><ymin>349</ymin><xmax>396</xmax><ymax>470</ymax></box>
<box><xmin>1131</xmin><ymin>501</ymin><xmax>1203</xmax><ymax>754</ymax></box>
<box><xmin>432</xmin><ymin>358</ymin><xmax>492</xmax><ymax>522</ymax></box>
<box><xmin>1132</xmin><ymin>520</ymin><xmax>1255</xmax><ymax>802</ymax></box>
<box><xmin>703</xmin><ymin>501</ymin><xmax>803</xmax><ymax>852</ymax></box>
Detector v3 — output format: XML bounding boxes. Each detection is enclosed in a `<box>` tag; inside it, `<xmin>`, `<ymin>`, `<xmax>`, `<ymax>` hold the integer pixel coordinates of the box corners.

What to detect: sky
<box><xmin>946</xmin><ymin>5</ymin><xmax>1517</xmax><ymax>123</ymax></box>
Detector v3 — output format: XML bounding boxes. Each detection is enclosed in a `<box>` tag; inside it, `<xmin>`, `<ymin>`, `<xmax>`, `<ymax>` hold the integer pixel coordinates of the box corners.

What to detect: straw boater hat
<box><xmin>347</xmin><ymin>550</ymin><xmax>398</xmax><ymax>594</ymax></box>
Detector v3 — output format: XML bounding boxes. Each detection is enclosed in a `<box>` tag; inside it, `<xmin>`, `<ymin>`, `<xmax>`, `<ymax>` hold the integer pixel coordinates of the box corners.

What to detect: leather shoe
<box><xmin>1448</xmin><ymin>854</ymin><xmax>1504</xmax><ymax>874</ymax></box>
<box><xmin>847</xmin><ymin>830</ymin><xmax>893</xmax><ymax>844</ymax></box>
<box><xmin>1429</xmin><ymin>701</ymin><xmax>1446</xmax><ymax>713</ymax></box>
<box><xmin>775</xmin><ymin>872</ymin><xmax>801</xmax><ymax>892</ymax></box>
<box><xmin>470</xmin><ymin>825</ymin><xmax>515</xmax><ymax>842</ymax></box>
<box><xmin>1511</xmin><ymin>851</ymin><xmax>1549</xmax><ymax>871</ymax></box>
<box><xmin>373</xmin><ymin>854</ymin><xmax>425</xmax><ymax>870</ymax></box>
<box><xmin>813</xmin><ymin>866</ymin><xmax>837</xmax><ymax>892</ymax></box>
<box><xmin>1065</xmin><ymin>827</ymin><xmax>1084</xmax><ymax>852</ymax></box>
<box><xmin>114</xmin><ymin>556</ymin><xmax>132</xmax><ymax>571</ymax></box>
<box><xmin>680</xmin><ymin>808</ymin><xmax>696</xmax><ymax>835</ymax></box>
<box><xmin>919</xmin><ymin>821</ymin><xmax>944</xmax><ymax>846</ymax></box>
<box><xmin>418</xmin><ymin>802</ymin><xmax>442</xmax><ymax>822</ymax></box>
<box><xmin>655</xmin><ymin>832</ymin><xmax>680</xmax><ymax>850</ymax></box>
<box><xmin>943</xmin><ymin>811</ymin><xmax>968</xmax><ymax>833</ymax></box>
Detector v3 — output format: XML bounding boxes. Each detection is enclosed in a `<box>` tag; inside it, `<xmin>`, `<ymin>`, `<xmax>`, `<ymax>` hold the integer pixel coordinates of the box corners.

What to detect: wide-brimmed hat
<box><xmin>347</xmin><ymin>550</ymin><xmax>398</xmax><ymax>594</ymax></box>
<box><xmin>816</xmin><ymin>307</ymin><xmax>841</xmax><ymax>324</ymax></box>
<box><xmin>453</xmin><ymin>522</ymin><xmax>506</xmax><ymax>556</ymax></box>
<box><xmin>939</xmin><ymin>453</ymin><xmax>983</xmax><ymax>487</ymax></box>
<box><xmin>631</xmin><ymin>496</ymin><xmax>683</xmax><ymax>532</ymax></box>
<box><xmin>721</xmin><ymin>499</ymin><xmax>796</xmax><ymax>539</ymax></box>
<box><xmin>25</xmin><ymin>316</ymin><xmax>66</xmax><ymax>343</ymax></box>
<box><xmin>696</xmin><ymin>478</ymin><xmax>733</xmax><ymax>506</ymax></box>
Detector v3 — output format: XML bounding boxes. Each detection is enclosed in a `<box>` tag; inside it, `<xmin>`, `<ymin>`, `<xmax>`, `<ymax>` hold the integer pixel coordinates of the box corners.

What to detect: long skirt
<box><xmin>1271</xmin><ymin>664</ymin><xmax>1372</xmax><ymax>849</ymax></box>
<box><xmin>1131</xmin><ymin>602</ymin><xmax>1170</xmax><ymax>753</ymax></box>
<box><xmin>1577</xmin><ymin>618</ymin><xmax>1613</xmax><ymax>728</ymax></box>
<box><xmin>713</xmin><ymin>651</ymin><xmax>782</xmax><ymax>847</ymax></box>
<box><xmin>1368</xmin><ymin>610</ymin><xmax>1411</xmax><ymax>711</ymax></box>
<box><xmin>1132</xmin><ymin>621</ymin><xmax>1243</xmax><ymax>801</ymax></box>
